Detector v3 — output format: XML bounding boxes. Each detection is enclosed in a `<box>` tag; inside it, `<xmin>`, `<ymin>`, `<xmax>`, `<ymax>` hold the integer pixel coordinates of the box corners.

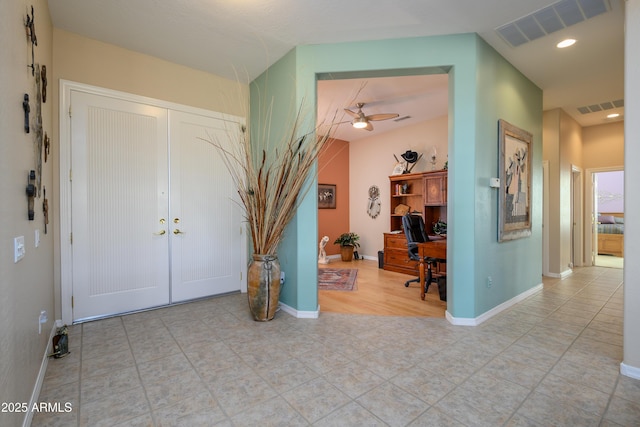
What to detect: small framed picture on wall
<box><xmin>318</xmin><ymin>184</ymin><xmax>336</xmax><ymax>209</ymax></box>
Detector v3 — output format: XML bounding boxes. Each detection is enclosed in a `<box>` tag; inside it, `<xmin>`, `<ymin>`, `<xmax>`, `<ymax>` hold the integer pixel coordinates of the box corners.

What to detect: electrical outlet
<box><xmin>280</xmin><ymin>271</ymin><xmax>285</xmax><ymax>285</ymax></box>
<box><xmin>487</xmin><ymin>276</ymin><xmax>492</xmax><ymax>288</ymax></box>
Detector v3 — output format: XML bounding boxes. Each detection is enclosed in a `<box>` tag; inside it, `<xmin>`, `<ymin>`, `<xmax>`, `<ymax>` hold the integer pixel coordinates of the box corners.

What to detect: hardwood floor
<box><xmin>318</xmin><ymin>258</ymin><xmax>447</xmax><ymax>317</ymax></box>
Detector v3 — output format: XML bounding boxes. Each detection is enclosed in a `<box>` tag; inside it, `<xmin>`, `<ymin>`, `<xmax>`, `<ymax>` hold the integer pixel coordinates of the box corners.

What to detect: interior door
<box><xmin>169</xmin><ymin>111</ymin><xmax>243</xmax><ymax>302</ymax></box>
<box><xmin>71</xmin><ymin>91</ymin><xmax>170</xmax><ymax>321</ymax></box>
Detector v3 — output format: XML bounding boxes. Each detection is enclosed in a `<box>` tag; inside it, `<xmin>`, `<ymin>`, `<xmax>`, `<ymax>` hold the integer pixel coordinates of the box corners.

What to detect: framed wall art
<box><xmin>318</xmin><ymin>184</ymin><xmax>336</xmax><ymax>209</ymax></box>
<box><xmin>498</xmin><ymin>119</ymin><xmax>532</xmax><ymax>242</ymax></box>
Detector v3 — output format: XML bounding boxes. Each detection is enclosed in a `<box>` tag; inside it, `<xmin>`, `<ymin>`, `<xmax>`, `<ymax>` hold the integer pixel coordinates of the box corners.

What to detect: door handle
<box><xmin>153</xmin><ymin>230</ymin><xmax>166</xmax><ymax>235</ymax></box>
<box><xmin>173</xmin><ymin>229</ymin><xmax>185</xmax><ymax>235</ymax></box>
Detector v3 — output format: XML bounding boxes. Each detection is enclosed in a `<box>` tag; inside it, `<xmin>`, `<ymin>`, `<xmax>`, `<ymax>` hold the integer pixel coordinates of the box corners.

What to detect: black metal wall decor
<box><xmin>34</xmin><ymin>64</ymin><xmax>43</xmax><ymax>196</ymax></box>
<box><xmin>41</xmin><ymin>65</ymin><xmax>47</xmax><ymax>102</ymax></box>
<box><xmin>25</xmin><ymin>6</ymin><xmax>37</xmax><ymax>76</ymax></box>
<box><xmin>23</xmin><ymin>94</ymin><xmax>30</xmax><ymax>133</ymax></box>
<box><xmin>26</xmin><ymin>170</ymin><xmax>36</xmax><ymax>220</ymax></box>
<box><xmin>43</xmin><ymin>186</ymin><xmax>49</xmax><ymax>233</ymax></box>
<box><xmin>44</xmin><ymin>132</ymin><xmax>50</xmax><ymax>162</ymax></box>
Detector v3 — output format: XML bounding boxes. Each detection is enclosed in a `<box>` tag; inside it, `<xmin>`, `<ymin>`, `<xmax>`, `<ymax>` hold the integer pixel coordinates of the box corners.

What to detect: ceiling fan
<box><xmin>344</xmin><ymin>102</ymin><xmax>399</xmax><ymax>131</ymax></box>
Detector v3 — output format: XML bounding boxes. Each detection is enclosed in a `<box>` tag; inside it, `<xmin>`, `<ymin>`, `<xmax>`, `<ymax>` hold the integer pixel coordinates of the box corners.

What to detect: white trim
<box><xmin>59</xmin><ymin>80</ymin><xmax>245</xmax><ymax>324</ymax></box>
<box><xmin>22</xmin><ymin>321</ymin><xmax>60</xmax><ymax>427</ymax></box>
<box><xmin>571</xmin><ymin>165</ymin><xmax>584</xmax><ymax>267</ymax></box>
<box><xmin>544</xmin><ymin>269</ymin><xmax>573</xmax><ymax>279</ymax></box>
<box><xmin>621</xmin><ymin>362</ymin><xmax>640</xmax><ymax>380</ymax></box>
<box><xmin>543</xmin><ymin>160</ymin><xmax>550</xmax><ymax>276</ymax></box>
<box><xmin>584</xmin><ymin>166</ymin><xmax>624</xmax><ymax>266</ymax></box>
<box><xmin>445</xmin><ymin>283</ymin><xmax>543</xmax><ymax>326</ymax></box>
<box><xmin>278</xmin><ymin>302</ymin><xmax>319</xmax><ymax>319</ymax></box>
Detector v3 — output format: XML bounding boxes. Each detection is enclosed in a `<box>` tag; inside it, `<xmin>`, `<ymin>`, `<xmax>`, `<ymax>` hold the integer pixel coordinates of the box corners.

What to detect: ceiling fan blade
<box><xmin>364</xmin><ymin>121</ymin><xmax>373</xmax><ymax>131</ymax></box>
<box><xmin>343</xmin><ymin>108</ymin><xmax>360</xmax><ymax>118</ymax></box>
<box><xmin>366</xmin><ymin>113</ymin><xmax>400</xmax><ymax>121</ymax></box>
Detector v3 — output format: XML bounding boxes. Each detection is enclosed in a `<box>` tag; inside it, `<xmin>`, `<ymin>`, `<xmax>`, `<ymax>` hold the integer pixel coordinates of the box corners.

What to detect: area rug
<box><xmin>318</xmin><ymin>268</ymin><xmax>358</xmax><ymax>291</ymax></box>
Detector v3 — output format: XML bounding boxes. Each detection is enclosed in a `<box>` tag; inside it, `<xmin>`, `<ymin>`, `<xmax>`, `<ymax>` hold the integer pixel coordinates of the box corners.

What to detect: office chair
<box><xmin>401</xmin><ymin>213</ymin><xmax>447</xmax><ymax>300</ymax></box>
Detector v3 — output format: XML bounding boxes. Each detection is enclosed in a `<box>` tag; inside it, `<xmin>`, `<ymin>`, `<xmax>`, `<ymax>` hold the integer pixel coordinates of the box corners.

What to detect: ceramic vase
<box><xmin>247</xmin><ymin>254</ymin><xmax>281</xmax><ymax>321</ymax></box>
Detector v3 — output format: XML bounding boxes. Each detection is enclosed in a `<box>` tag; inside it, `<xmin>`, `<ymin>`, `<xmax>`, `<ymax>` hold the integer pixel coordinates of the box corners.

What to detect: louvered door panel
<box><xmin>71</xmin><ymin>91</ymin><xmax>169</xmax><ymax>321</ymax></box>
<box><xmin>169</xmin><ymin>111</ymin><xmax>242</xmax><ymax>302</ymax></box>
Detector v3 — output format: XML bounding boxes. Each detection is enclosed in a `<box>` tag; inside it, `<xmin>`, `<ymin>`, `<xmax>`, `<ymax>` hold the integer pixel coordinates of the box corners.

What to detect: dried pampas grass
<box><xmin>201</xmin><ymin>97</ymin><xmax>341</xmax><ymax>255</ymax></box>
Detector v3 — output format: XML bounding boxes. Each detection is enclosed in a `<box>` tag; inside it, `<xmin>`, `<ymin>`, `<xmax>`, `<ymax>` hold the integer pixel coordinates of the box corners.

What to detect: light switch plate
<box><xmin>35</xmin><ymin>229</ymin><xmax>40</xmax><ymax>248</ymax></box>
<box><xmin>14</xmin><ymin>236</ymin><xmax>25</xmax><ymax>263</ymax></box>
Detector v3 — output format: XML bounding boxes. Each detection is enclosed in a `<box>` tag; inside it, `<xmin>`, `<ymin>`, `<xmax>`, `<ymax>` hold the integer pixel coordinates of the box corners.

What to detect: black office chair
<box><xmin>401</xmin><ymin>213</ymin><xmax>447</xmax><ymax>301</ymax></box>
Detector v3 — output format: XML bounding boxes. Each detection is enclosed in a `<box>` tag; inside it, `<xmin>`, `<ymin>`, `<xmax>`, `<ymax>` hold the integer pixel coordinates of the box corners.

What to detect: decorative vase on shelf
<box><xmin>247</xmin><ymin>254</ymin><xmax>281</xmax><ymax>321</ymax></box>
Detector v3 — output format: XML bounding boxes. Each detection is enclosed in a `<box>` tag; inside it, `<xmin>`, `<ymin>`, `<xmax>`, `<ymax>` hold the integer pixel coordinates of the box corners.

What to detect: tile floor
<box><xmin>33</xmin><ymin>266</ymin><xmax>640</xmax><ymax>426</ymax></box>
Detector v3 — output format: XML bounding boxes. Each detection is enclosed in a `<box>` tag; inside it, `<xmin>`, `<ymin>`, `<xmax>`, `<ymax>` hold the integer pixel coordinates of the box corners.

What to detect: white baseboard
<box><xmin>544</xmin><ymin>269</ymin><xmax>573</xmax><ymax>279</ymax></box>
<box><xmin>621</xmin><ymin>362</ymin><xmax>640</xmax><ymax>380</ymax></box>
<box><xmin>23</xmin><ymin>321</ymin><xmax>60</xmax><ymax>427</ymax></box>
<box><xmin>278</xmin><ymin>302</ymin><xmax>319</xmax><ymax>319</ymax></box>
<box><xmin>445</xmin><ymin>283</ymin><xmax>544</xmax><ymax>326</ymax></box>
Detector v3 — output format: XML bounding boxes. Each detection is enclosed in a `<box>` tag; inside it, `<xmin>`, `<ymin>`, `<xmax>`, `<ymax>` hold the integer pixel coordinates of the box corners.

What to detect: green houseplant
<box><xmin>334</xmin><ymin>232</ymin><xmax>360</xmax><ymax>262</ymax></box>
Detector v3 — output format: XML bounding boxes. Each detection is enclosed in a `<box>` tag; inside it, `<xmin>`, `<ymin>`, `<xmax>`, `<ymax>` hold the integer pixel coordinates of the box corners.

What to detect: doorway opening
<box><xmin>316</xmin><ymin>69</ymin><xmax>450</xmax><ymax>316</ymax></box>
<box><xmin>587</xmin><ymin>168</ymin><xmax>624</xmax><ymax>269</ymax></box>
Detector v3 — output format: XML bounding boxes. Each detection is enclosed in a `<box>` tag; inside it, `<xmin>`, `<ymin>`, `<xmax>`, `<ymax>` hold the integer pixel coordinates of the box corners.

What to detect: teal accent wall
<box><xmin>473</xmin><ymin>38</ymin><xmax>543</xmax><ymax>315</ymax></box>
<box><xmin>250</xmin><ymin>33</ymin><xmax>543</xmax><ymax>319</ymax></box>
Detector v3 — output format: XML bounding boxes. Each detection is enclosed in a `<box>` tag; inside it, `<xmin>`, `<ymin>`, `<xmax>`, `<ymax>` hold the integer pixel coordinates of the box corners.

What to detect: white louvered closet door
<box><xmin>169</xmin><ymin>111</ymin><xmax>242</xmax><ymax>302</ymax></box>
<box><xmin>71</xmin><ymin>91</ymin><xmax>170</xmax><ymax>321</ymax></box>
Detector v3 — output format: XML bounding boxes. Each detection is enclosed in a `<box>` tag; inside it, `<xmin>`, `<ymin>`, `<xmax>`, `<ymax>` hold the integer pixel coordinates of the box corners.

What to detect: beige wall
<box><xmin>583</xmin><ymin>121</ymin><xmax>624</xmax><ymax>169</ymax></box>
<box><xmin>349</xmin><ymin>115</ymin><xmax>448</xmax><ymax>258</ymax></box>
<box><xmin>543</xmin><ymin>109</ymin><xmax>583</xmax><ymax>275</ymax></box>
<box><xmin>0</xmin><ymin>1</ymin><xmax>54</xmax><ymax>425</ymax></box>
<box><xmin>543</xmin><ymin>110</ymin><xmax>561</xmax><ymax>273</ymax></box>
<box><xmin>51</xmin><ymin>29</ymin><xmax>249</xmax><ymax>320</ymax></box>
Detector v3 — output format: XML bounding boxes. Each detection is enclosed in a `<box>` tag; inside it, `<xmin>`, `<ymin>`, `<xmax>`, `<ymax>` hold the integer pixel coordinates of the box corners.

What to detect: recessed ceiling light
<box><xmin>557</xmin><ymin>39</ymin><xmax>576</xmax><ymax>48</ymax></box>
<box><xmin>607</xmin><ymin>113</ymin><xmax>620</xmax><ymax>119</ymax></box>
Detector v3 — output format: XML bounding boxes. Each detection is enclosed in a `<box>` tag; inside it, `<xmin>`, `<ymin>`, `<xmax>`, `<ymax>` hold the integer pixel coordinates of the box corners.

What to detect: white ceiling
<box><xmin>48</xmin><ymin>0</ymin><xmax>625</xmax><ymax>140</ymax></box>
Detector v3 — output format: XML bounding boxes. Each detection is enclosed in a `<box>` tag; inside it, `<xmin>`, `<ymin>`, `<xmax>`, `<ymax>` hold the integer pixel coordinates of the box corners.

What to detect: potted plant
<box><xmin>202</xmin><ymin>99</ymin><xmax>340</xmax><ymax>321</ymax></box>
<box><xmin>334</xmin><ymin>232</ymin><xmax>360</xmax><ymax>262</ymax></box>
<box><xmin>433</xmin><ymin>220</ymin><xmax>447</xmax><ymax>236</ymax></box>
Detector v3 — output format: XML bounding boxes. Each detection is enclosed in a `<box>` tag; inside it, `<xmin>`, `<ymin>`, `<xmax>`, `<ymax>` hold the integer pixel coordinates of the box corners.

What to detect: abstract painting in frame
<box><xmin>318</xmin><ymin>184</ymin><xmax>336</xmax><ymax>209</ymax></box>
<box><xmin>498</xmin><ymin>119</ymin><xmax>532</xmax><ymax>242</ymax></box>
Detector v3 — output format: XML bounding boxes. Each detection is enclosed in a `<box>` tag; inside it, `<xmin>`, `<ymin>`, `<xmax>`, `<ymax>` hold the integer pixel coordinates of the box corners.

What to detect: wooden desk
<box><xmin>417</xmin><ymin>240</ymin><xmax>447</xmax><ymax>300</ymax></box>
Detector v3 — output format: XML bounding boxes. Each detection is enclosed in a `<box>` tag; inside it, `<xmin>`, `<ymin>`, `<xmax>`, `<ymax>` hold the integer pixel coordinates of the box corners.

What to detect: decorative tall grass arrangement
<box><xmin>201</xmin><ymin>98</ymin><xmax>340</xmax><ymax>256</ymax></box>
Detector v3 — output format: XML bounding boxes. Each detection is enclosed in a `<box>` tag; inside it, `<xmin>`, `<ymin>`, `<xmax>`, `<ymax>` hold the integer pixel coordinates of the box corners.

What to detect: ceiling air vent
<box><xmin>496</xmin><ymin>0</ymin><xmax>611</xmax><ymax>47</ymax></box>
<box><xmin>577</xmin><ymin>99</ymin><xmax>624</xmax><ymax>114</ymax></box>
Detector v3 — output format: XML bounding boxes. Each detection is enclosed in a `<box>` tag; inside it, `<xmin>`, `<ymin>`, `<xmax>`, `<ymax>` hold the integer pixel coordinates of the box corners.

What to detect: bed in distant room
<box><xmin>597</xmin><ymin>212</ymin><xmax>624</xmax><ymax>257</ymax></box>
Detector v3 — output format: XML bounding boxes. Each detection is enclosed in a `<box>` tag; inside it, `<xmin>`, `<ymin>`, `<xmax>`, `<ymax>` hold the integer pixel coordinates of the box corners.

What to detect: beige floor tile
<box><xmin>33</xmin><ymin>266</ymin><xmax>640</xmax><ymax>427</ymax></box>
<box><xmin>282</xmin><ymin>377</ymin><xmax>352</xmax><ymax>423</ymax></box>
<box><xmin>314</xmin><ymin>401</ymin><xmax>387</xmax><ymax>426</ymax></box>
<box><xmin>229</xmin><ymin>396</ymin><xmax>307</xmax><ymax>427</ymax></box>
<box><xmin>515</xmin><ymin>391</ymin><xmax>602</xmax><ymax>427</ymax></box>
<box><xmin>80</xmin><ymin>366</ymin><xmax>141</xmax><ymax>404</ymax></box>
<box><xmin>210</xmin><ymin>372</ymin><xmax>278</xmax><ymax>416</ymax></box>
<box><xmin>535</xmin><ymin>373</ymin><xmax>611</xmax><ymax>415</ymax></box>
<box><xmin>357</xmin><ymin>382</ymin><xmax>430</xmax><ymax>427</ymax></box>
<box><xmin>323</xmin><ymin>361</ymin><xmax>386</xmax><ymax>399</ymax></box>
<box><xmin>153</xmin><ymin>391</ymin><xmax>227</xmax><ymax>426</ymax></box>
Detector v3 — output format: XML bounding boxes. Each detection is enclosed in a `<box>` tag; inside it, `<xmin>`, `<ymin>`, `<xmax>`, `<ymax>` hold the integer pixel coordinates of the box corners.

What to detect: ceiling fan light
<box><xmin>352</xmin><ymin>119</ymin><xmax>368</xmax><ymax>129</ymax></box>
<box><xmin>557</xmin><ymin>38</ymin><xmax>576</xmax><ymax>48</ymax></box>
